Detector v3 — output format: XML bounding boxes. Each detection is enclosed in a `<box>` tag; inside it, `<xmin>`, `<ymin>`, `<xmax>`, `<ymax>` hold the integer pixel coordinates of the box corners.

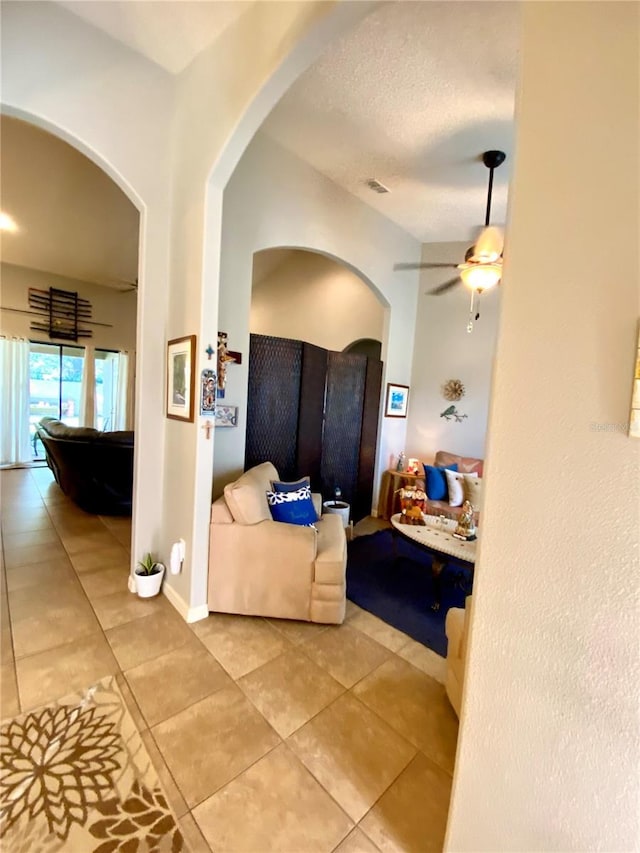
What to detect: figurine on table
<box><xmin>453</xmin><ymin>500</ymin><xmax>476</xmax><ymax>540</ymax></box>
<box><xmin>398</xmin><ymin>486</ymin><xmax>427</xmax><ymax>526</ymax></box>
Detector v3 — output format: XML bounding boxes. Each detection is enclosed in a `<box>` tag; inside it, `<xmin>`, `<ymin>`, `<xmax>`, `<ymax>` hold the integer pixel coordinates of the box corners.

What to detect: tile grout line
<box><xmin>221</xmin><ymin>645</ymin><xmax>427</xmax><ymax>836</ymax></box>
<box><xmin>153</xmin><ymin>633</ymin><xmax>359</xmax><ymax>835</ymax></box>
<box><xmin>122</xmin><ymin>647</ymin><xmax>229</xmax><ymax>730</ymax></box>
<box><xmin>289</xmin><ymin>643</ymin><xmax>456</xmax><ymax>780</ymax></box>
<box><xmin>191</xmin><ymin>615</ymin><xmax>453</xmax><ymax>786</ymax></box>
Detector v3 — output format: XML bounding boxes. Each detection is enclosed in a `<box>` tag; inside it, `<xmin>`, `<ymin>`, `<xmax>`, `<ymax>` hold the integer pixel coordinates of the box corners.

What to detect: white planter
<box><xmin>134</xmin><ymin>563</ymin><xmax>165</xmax><ymax>598</ymax></box>
<box><xmin>323</xmin><ymin>500</ymin><xmax>350</xmax><ymax>528</ymax></box>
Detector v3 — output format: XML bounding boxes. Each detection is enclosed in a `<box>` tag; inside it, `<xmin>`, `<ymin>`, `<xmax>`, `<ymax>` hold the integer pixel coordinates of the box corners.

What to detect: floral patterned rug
<box><xmin>0</xmin><ymin>675</ymin><xmax>186</xmax><ymax>852</ymax></box>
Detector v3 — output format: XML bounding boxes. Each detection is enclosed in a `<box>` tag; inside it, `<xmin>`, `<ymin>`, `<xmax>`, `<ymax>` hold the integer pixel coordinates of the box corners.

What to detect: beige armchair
<box><xmin>208</xmin><ymin>462</ymin><xmax>347</xmax><ymax>624</ymax></box>
<box><xmin>445</xmin><ymin>595</ymin><xmax>472</xmax><ymax>717</ymax></box>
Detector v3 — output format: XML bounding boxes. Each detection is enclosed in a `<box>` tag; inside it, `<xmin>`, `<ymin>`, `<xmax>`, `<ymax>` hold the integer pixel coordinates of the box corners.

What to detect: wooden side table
<box><xmin>377</xmin><ymin>469</ymin><xmax>424</xmax><ymax>520</ymax></box>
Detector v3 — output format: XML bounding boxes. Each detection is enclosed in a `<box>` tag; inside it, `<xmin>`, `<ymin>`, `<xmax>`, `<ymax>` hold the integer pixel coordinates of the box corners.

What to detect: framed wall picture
<box><xmin>200</xmin><ymin>368</ymin><xmax>217</xmax><ymax>416</ymax></box>
<box><xmin>384</xmin><ymin>382</ymin><xmax>410</xmax><ymax>418</ymax></box>
<box><xmin>215</xmin><ymin>405</ymin><xmax>238</xmax><ymax>428</ymax></box>
<box><xmin>166</xmin><ymin>335</ymin><xmax>196</xmax><ymax>422</ymax></box>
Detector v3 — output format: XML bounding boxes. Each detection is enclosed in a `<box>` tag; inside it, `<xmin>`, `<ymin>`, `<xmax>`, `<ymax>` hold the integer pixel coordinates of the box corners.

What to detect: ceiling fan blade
<box><xmin>394</xmin><ymin>262</ymin><xmax>458</xmax><ymax>271</ymax></box>
<box><xmin>427</xmin><ymin>276</ymin><xmax>461</xmax><ymax>295</ymax></box>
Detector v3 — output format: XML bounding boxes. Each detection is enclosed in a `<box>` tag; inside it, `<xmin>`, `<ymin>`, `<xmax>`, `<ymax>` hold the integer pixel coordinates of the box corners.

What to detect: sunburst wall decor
<box><xmin>442</xmin><ymin>379</ymin><xmax>465</xmax><ymax>402</ymax></box>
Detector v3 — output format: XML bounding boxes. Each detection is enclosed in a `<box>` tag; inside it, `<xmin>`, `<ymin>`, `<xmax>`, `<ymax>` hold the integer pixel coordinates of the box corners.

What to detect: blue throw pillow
<box><xmin>423</xmin><ymin>463</ymin><xmax>458</xmax><ymax>500</ymax></box>
<box><xmin>266</xmin><ymin>485</ymin><xmax>318</xmax><ymax>527</ymax></box>
<box><xmin>270</xmin><ymin>476</ymin><xmax>310</xmax><ymax>494</ymax></box>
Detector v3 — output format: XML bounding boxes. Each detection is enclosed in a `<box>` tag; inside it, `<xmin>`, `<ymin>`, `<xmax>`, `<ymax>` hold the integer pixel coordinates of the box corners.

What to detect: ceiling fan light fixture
<box><xmin>458</xmin><ymin>262</ymin><xmax>502</xmax><ymax>291</ymax></box>
<box><xmin>472</xmin><ymin>225</ymin><xmax>503</xmax><ymax>263</ymax></box>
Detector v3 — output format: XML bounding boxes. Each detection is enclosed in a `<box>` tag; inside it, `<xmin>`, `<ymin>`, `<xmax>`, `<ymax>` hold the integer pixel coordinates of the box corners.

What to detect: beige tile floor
<box><xmin>0</xmin><ymin>467</ymin><xmax>457</xmax><ymax>853</ymax></box>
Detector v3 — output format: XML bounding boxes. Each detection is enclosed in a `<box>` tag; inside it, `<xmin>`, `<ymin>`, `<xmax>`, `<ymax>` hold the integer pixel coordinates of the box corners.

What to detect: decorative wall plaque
<box><xmin>28</xmin><ymin>287</ymin><xmax>93</xmax><ymax>341</ymax></box>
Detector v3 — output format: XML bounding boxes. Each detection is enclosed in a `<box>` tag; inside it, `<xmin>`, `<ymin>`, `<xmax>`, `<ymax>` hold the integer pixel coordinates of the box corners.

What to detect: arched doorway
<box><xmin>0</xmin><ymin>116</ymin><xmax>139</xmax><ymax>455</ymax></box>
<box><xmin>344</xmin><ymin>339</ymin><xmax>382</xmax><ymax>361</ymax></box>
<box><xmin>1</xmin><ymin>106</ymin><xmax>151</xmax><ymax>588</ymax></box>
<box><xmin>240</xmin><ymin>247</ymin><xmax>387</xmax><ymax>521</ymax></box>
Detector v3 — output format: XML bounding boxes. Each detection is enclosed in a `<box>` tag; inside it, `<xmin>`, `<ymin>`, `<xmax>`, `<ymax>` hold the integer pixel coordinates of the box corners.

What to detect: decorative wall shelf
<box><xmin>28</xmin><ymin>287</ymin><xmax>93</xmax><ymax>341</ymax></box>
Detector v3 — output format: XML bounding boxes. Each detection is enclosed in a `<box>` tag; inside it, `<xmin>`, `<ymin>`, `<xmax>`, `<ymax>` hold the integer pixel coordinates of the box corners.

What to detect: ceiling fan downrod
<box><xmin>482</xmin><ymin>150</ymin><xmax>506</xmax><ymax>227</ymax></box>
<box><xmin>482</xmin><ymin>151</ymin><xmax>507</xmax><ymax>228</ymax></box>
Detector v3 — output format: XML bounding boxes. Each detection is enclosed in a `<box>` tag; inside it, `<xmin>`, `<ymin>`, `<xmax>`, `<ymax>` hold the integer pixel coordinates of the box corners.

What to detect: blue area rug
<box><xmin>346</xmin><ymin>529</ymin><xmax>473</xmax><ymax>657</ymax></box>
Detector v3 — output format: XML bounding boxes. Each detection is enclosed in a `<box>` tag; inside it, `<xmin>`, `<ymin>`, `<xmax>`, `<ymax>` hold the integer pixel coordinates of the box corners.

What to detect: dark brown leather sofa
<box><xmin>36</xmin><ymin>418</ymin><xmax>134</xmax><ymax>515</ymax></box>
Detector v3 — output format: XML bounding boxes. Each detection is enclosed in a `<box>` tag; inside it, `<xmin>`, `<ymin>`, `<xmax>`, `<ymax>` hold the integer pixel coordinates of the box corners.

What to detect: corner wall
<box><xmin>446</xmin><ymin>3</ymin><xmax>640</xmax><ymax>850</ymax></box>
<box><xmin>161</xmin><ymin>1</ymin><xmax>378</xmax><ymax>614</ymax></box>
<box><xmin>215</xmin><ymin>131</ymin><xmax>422</xmax><ymax>501</ymax></box>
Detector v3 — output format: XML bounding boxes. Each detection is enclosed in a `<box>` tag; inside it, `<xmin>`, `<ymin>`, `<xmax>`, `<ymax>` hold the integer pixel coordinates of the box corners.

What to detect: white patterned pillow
<box><xmin>445</xmin><ymin>469</ymin><xmax>478</xmax><ymax>507</ymax></box>
<box><xmin>266</xmin><ymin>485</ymin><xmax>318</xmax><ymax>527</ymax></box>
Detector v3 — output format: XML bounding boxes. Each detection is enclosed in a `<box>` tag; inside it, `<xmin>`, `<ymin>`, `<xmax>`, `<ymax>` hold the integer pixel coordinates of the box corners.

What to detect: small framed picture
<box><xmin>384</xmin><ymin>382</ymin><xmax>410</xmax><ymax>418</ymax></box>
<box><xmin>166</xmin><ymin>335</ymin><xmax>196</xmax><ymax>422</ymax></box>
<box><xmin>200</xmin><ymin>368</ymin><xmax>217</xmax><ymax>416</ymax></box>
<box><xmin>215</xmin><ymin>405</ymin><xmax>238</xmax><ymax>428</ymax></box>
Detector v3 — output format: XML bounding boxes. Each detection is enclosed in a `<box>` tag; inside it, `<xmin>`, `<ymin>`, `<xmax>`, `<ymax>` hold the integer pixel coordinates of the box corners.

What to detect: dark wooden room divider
<box><xmin>245</xmin><ymin>334</ymin><xmax>383</xmax><ymax>522</ymax></box>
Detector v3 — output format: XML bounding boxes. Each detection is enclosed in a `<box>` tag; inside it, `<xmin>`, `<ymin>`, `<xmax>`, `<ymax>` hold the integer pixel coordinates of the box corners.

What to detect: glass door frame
<box><xmin>29</xmin><ymin>340</ymin><xmax>85</xmax><ymax>459</ymax></box>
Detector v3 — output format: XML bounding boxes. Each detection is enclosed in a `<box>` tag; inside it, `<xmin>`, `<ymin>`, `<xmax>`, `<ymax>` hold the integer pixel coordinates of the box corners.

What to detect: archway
<box><xmin>0</xmin><ymin>101</ymin><xmax>173</xmax><ymax>599</ymax></box>
<box><xmin>1</xmin><ymin>113</ymin><xmax>138</xmax><ymax>457</ymax></box>
<box><xmin>0</xmin><ymin>107</ymin><xmax>150</xmax><ymax>578</ymax></box>
<box><xmin>210</xmin><ymin>217</ymin><xmax>415</xmax><ymax>511</ymax></box>
<box><xmin>220</xmin><ymin>247</ymin><xmax>388</xmax><ymax>520</ymax></box>
<box><xmin>344</xmin><ymin>339</ymin><xmax>382</xmax><ymax>361</ymax></box>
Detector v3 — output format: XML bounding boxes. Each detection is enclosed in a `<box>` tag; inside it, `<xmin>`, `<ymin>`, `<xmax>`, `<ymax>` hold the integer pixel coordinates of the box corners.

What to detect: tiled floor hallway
<box><xmin>1</xmin><ymin>467</ymin><xmax>457</xmax><ymax>852</ymax></box>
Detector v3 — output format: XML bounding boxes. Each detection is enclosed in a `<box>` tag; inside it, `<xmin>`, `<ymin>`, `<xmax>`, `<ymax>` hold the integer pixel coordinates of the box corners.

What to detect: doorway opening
<box><xmin>344</xmin><ymin>338</ymin><xmax>382</xmax><ymax>361</ymax></box>
<box><xmin>1</xmin><ymin>115</ymin><xmax>139</xmax><ymax>510</ymax></box>
<box><xmin>245</xmin><ymin>247</ymin><xmax>387</xmax><ymax>521</ymax></box>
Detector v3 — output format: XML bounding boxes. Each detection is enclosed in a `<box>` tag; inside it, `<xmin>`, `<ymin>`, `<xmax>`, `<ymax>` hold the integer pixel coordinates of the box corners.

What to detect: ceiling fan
<box><xmin>396</xmin><ymin>150</ymin><xmax>507</xmax><ymax>296</ymax></box>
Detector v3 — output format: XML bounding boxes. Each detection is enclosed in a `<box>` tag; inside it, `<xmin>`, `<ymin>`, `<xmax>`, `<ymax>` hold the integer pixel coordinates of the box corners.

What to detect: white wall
<box><xmin>161</xmin><ymin>0</ymin><xmax>361</xmax><ymax>613</ymax></box>
<box><xmin>251</xmin><ymin>249</ymin><xmax>384</xmax><ymax>351</ymax></box>
<box><xmin>405</xmin><ymin>242</ymin><xmax>500</xmax><ymax>462</ymax></box>
<box><xmin>446</xmin><ymin>3</ymin><xmax>640</xmax><ymax>851</ymax></box>
<box><xmin>1</xmin><ymin>263</ymin><xmax>137</xmax><ymax>352</ymax></box>
<box><xmin>215</xmin><ymin>131</ymin><xmax>422</xmax><ymax>501</ymax></box>
<box><xmin>1</xmin><ymin>0</ymin><xmax>368</xmax><ymax>619</ymax></box>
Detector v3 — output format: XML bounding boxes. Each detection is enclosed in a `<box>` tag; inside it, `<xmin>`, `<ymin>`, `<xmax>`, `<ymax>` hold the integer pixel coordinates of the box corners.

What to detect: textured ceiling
<box><xmin>1</xmin><ymin>116</ymin><xmax>139</xmax><ymax>289</ymax></box>
<box><xmin>2</xmin><ymin>1</ymin><xmax>520</xmax><ymax>292</ymax></box>
<box><xmin>262</xmin><ymin>0</ymin><xmax>521</xmax><ymax>243</ymax></box>
<box><xmin>58</xmin><ymin>0</ymin><xmax>251</xmax><ymax>74</ymax></box>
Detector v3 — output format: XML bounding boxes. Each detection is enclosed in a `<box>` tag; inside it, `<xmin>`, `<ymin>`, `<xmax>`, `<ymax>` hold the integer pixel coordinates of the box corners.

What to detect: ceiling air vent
<box><xmin>366</xmin><ymin>178</ymin><xmax>390</xmax><ymax>194</ymax></box>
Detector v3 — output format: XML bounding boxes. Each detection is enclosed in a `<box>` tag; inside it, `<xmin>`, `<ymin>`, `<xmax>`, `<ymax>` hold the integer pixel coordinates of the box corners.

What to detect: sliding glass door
<box><xmin>95</xmin><ymin>349</ymin><xmax>120</xmax><ymax>431</ymax></box>
<box><xmin>28</xmin><ymin>343</ymin><xmax>130</xmax><ymax>459</ymax></box>
<box><xmin>28</xmin><ymin>342</ymin><xmax>84</xmax><ymax>458</ymax></box>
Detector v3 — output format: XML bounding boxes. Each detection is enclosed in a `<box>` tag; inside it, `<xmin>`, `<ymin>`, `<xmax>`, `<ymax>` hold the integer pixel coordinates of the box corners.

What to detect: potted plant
<box><xmin>134</xmin><ymin>552</ymin><xmax>165</xmax><ymax>598</ymax></box>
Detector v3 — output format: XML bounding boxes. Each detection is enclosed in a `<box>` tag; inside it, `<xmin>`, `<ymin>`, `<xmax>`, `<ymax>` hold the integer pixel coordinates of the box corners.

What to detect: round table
<box><xmin>390</xmin><ymin>513</ymin><xmax>477</xmax><ymax>610</ymax></box>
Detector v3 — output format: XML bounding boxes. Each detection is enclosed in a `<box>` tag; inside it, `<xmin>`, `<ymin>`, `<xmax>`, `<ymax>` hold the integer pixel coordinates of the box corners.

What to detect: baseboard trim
<box><xmin>162</xmin><ymin>582</ymin><xmax>209</xmax><ymax>623</ymax></box>
<box><xmin>186</xmin><ymin>604</ymin><xmax>210</xmax><ymax>624</ymax></box>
